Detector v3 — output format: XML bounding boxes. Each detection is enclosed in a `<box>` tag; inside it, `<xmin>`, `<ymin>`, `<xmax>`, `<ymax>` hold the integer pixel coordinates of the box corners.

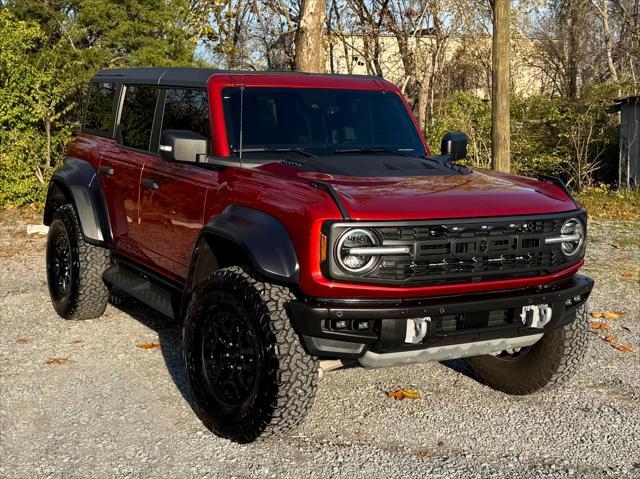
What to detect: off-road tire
<box><xmin>46</xmin><ymin>204</ymin><xmax>110</xmax><ymax>320</ymax></box>
<box><xmin>465</xmin><ymin>306</ymin><xmax>589</xmax><ymax>395</ymax></box>
<box><xmin>183</xmin><ymin>266</ymin><xmax>319</xmax><ymax>443</ymax></box>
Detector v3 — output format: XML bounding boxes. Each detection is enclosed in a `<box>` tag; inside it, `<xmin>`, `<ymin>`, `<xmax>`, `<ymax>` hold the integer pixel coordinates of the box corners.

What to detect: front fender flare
<box><xmin>43</xmin><ymin>157</ymin><xmax>113</xmax><ymax>247</ymax></box>
<box><xmin>186</xmin><ymin>205</ymin><xmax>300</xmax><ymax>293</ymax></box>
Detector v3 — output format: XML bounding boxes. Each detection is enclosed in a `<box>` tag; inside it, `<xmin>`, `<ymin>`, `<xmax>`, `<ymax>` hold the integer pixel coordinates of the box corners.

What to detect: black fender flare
<box><xmin>185</xmin><ymin>205</ymin><xmax>300</xmax><ymax>294</ymax></box>
<box><xmin>43</xmin><ymin>157</ymin><xmax>113</xmax><ymax>247</ymax></box>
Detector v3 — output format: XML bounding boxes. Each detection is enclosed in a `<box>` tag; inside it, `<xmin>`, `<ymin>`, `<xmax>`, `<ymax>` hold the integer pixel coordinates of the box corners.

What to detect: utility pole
<box><xmin>491</xmin><ymin>0</ymin><xmax>511</xmax><ymax>173</ymax></box>
<box><xmin>295</xmin><ymin>0</ymin><xmax>327</xmax><ymax>73</ymax></box>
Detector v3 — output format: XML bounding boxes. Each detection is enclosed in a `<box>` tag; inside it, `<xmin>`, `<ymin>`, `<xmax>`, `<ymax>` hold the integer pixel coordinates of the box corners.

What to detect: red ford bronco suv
<box><xmin>44</xmin><ymin>68</ymin><xmax>593</xmax><ymax>443</ymax></box>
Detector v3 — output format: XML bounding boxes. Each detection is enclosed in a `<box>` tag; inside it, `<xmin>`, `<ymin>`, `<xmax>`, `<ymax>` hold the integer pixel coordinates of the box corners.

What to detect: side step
<box><xmin>103</xmin><ymin>263</ymin><xmax>179</xmax><ymax>319</ymax></box>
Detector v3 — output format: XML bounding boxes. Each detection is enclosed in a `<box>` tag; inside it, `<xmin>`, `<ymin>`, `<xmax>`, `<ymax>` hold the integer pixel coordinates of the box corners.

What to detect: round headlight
<box><xmin>335</xmin><ymin>228</ymin><xmax>380</xmax><ymax>274</ymax></box>
<box><xmin>560</xmin><ymin>218</ymin><xmax>585</xmax><ymax>256</ymax></box>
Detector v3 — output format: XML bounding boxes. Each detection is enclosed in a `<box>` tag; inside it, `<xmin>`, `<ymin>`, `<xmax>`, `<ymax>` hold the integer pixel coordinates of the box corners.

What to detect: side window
<box><xmin>84</xmin><ymin>82</ymin><xmax>116</xmax><ymax>135</ymax></box>
<box><xmin>161</xmin><ymin>89</ymin><xmax>210</xmax><ymax>139</ymax></box>
<box><xmin>119</xmin><ymin>86</ymin><xmax>159</xmax><ymax>151</ymax></box>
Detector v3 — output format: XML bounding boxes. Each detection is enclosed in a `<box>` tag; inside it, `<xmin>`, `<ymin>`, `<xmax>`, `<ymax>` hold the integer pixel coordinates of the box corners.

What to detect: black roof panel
<box><xmin>92</xmin><ymin>67</ymin><xmax>222</xmax><ymax>88</ymax></box>
<box><xmin>92</xmin><ymin>67</ymin><xmax>381</xmax><ymax>88</ymax></box>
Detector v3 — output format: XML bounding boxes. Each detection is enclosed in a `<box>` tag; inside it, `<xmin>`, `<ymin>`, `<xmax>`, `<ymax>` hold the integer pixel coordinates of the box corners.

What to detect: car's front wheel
<box><xmin>465</xmin><ymin>306</ymin><xmax>589</xmax><ymax>395</ymax></box>
<box><xmin>183</xmin><ymin>266</ymin><xmax>318</xmax><ymax>443</ymax></box>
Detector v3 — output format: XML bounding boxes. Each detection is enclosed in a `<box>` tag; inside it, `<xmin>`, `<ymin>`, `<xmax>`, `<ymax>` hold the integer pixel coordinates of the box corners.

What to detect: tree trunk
<box><xmin>45</xmin><ymin>118</ymin><xmax>52</xmax><ymax>168</ymax></box>
<box><xmin>491</xmin><ymin>0</ymin><xmax>511</xmax><ymax>173</ymax></box>
<box><xmin>295</xmin><ymin>0</ymin><xmax>327</xmax><ymax>73</ymax></box>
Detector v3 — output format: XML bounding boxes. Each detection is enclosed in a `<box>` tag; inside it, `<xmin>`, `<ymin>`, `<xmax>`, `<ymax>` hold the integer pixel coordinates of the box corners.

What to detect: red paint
<box><xmin>70</xmin><ymin>72</ymin><xmax>585</xmax><ymax>300</ymax></box>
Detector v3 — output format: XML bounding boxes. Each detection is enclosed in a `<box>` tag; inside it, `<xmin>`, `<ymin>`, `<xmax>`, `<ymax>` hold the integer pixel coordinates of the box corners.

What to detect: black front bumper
<box><xmin>288</xmin><ymin>274</ymin><xmax>594</xmax><ymax>359</ymax></box>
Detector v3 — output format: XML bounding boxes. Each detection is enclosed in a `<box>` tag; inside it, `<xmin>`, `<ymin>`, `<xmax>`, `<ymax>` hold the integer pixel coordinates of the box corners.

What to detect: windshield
<box><xmin>222</xmin><ymin>87</ymin><xmax>426</xmax><ymax>157</ymax></box>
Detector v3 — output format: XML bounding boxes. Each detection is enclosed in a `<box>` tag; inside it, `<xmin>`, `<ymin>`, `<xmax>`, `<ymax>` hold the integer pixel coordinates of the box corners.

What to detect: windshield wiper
<box><xmin>234</xmin><ymin>147</ymin><xmax>316</xmax><ymax>157</ymax></box>
<box><xmin>334</xmin><ymin>147</ymin><xmax>415</xmax><ymax>157</ymax></box>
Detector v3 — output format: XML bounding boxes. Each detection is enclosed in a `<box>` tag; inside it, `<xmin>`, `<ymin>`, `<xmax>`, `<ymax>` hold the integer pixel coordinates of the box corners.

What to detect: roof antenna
<box><xmin>238</xmin><ymin>86</ymin><xmax>245</xmax><ymax>168</ymax></box>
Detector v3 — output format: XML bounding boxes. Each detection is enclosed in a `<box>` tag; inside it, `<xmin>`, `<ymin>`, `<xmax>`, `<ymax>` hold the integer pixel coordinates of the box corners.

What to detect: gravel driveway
<box><xmin>1</xmin><ymin>212</ymin><xmax>638</xmax><ymax>479</ymax></box>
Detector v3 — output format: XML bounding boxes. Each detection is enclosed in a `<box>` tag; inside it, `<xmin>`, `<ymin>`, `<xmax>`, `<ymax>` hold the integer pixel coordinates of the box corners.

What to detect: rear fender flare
<box><xmin>43</xmin><ymin>157</ymin><xmax>113</xmax><ymax>247</ymax></box>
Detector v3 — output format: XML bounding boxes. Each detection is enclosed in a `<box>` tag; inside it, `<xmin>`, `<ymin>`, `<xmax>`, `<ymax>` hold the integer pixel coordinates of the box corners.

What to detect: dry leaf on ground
<box><xmin>136</xmin><ymin>343</ymin><xmax>160</xmax><ymax>350</ymax></box>
<box><xmin>417</xmin><ymin>450</ymin><xmax>432</xmax><ymax>458</ymax></box>
<box><xmin>46</xmin><ymin>357</ymin><xmax>69</xmax><ymax>365</ymax></box>
<box><xmin>591</xmin><ymin>310</ymin><xmax>624</xmax><ymax>320</ymax></box>
<box><xmin>614</xmin><ymin>343</ymin><xmax>634</xmax><ymax>353</ymax></box>
<box><xmin>15</xmin><ymin>338</ymin><xmax>29</xmax><ymax>344</ymax></box>
<box><xmin>387</xmin><ymin>388</ymin><xmax>422</xmax><ymax>401</ymax></box>
<box><xmin>591</xmin><ymin>322</ymin><xmax>610</xmax><ymax>331</ymax></box>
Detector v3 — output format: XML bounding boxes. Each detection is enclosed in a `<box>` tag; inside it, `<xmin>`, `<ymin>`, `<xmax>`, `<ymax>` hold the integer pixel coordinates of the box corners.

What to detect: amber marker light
<box><xmin>320</xmin><ymin>233</ymin><xmax>327</xmax><ymax>262</ymax></box>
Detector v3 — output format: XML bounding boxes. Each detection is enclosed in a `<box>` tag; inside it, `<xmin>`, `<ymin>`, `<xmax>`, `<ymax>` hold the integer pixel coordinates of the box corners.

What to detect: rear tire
<box><xmin>465</xmin><ymin>306</ymin><xmax>589</xmax><ymax>395</ymax></box>
<box><xmin>46</xmin><ymin>205</ymin><xmax>110</xmax><ymax>320</ymax></box>
<box><xmin>183</xmin><ymin>266</ymin><xmax>318</xmax><ymax>443</ymax></box>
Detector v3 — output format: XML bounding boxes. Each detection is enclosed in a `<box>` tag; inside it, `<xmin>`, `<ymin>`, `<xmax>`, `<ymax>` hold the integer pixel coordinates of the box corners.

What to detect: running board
<box><xmin>103</xmin><ymin>264</ymin><xmax>177</xmax><ymax>319</ymax></box>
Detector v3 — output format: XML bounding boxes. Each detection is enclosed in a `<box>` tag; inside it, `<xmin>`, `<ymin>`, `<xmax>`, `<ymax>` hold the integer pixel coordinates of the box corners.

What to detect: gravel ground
<box><xmin>1</xmin><ymin>212</ymin><xmax>639</xmax><ymax>479</ymax></box>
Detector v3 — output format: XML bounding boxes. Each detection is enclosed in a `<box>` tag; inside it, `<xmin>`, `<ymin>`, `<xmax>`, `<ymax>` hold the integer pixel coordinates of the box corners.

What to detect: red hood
<box><xmin>259</xmin><ymin>164</ymin><xmax>578</xmax><ymax>220</ymax></box>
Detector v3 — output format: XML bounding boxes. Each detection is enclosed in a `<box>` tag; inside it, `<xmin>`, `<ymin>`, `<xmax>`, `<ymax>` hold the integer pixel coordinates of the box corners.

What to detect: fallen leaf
<box><xmin>136</xmin><ymin>343</ymin><xmax>160</xmax><ymax>350</ymax></box>
<box><xmin>46</xmin><ymin>357</ymin><xmax>69</xmax><ymax>365</ymax></box>
<box><xmin>591</xmin><ymin>322</ymin><xmax>610</xmax><ymax>330</ymax></box>
<box><xmin>614</xmin><ymin>344</ymin><xmax>634</xmax><ymax>353</ymax></box>
<box><xmin>591</xmin><ymin>311</ymin><xmax>604</xmax><ymax>319</ymax></box>
<box><xmin>71</xmin><ymin>339</ymin><xmax>82</xmax><ymax>344</ymax></box>
<box><xmin>417</xmin><ymin>449</ymin><xmax>432</xmax><ymax>458</ymax></box>
<box><xmin>387</xmin><ymin>388</ymin><xmax>422</xmax><ymax>401</ymax></box>
<box><xmin>622</xmin><ymin>271</ymin><xmax>635</xmax><ymax>279</ymax></box>
<box><xmin>15</xmin><ymin>338</ymin><xmax>29</xmax><ymax>344</ymax></box>
<box><xmin>603</xmin><ymin>311</ymin><xmax>623</xmax><ymax>320</ymax></box>
<box><xmin>604</xmin><ymin>336</ymin><xmax>617</xmax><ymax>344</ymax></box>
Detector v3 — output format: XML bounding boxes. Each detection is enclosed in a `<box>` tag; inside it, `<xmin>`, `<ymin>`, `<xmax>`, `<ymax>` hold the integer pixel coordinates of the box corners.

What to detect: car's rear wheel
<box><xmin>465</xmin><ymin>306</ymin><xmax>589</xmax><ymax>395</ymax></box>
<box><xmin>46</xmin><ymin>204</ymin><xmax>110</xmax><ymax>320</ymax></box>
<box><xmin>183</xmin><ymin>266</ymin><xmax>318</xmax><ymax>443</ymax></box>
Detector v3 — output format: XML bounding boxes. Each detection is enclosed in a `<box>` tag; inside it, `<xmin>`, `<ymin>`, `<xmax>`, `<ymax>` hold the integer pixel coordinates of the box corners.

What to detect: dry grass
<box><xmin>576</xmin><ymin>188</ymin><xmax>640</xmax><ymax>220</ymax></box>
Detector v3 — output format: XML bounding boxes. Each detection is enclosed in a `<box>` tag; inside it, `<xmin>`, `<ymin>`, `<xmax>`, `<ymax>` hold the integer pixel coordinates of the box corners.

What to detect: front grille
<box><xmin>326</xmin><ymin>213</ymin><xmax>584</xmax><ymax>286</ymax></box>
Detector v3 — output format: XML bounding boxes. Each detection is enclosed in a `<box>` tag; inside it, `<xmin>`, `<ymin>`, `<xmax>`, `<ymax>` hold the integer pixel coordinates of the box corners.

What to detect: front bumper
<box><xmin>288</xmin><ymin>274</ymin><xmax>594</xmax><ymax>364</ymax></box>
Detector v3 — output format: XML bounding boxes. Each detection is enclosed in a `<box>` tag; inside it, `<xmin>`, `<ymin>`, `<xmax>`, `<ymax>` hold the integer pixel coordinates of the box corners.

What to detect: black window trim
<box><xmin>81</xmin><ymin>81</ymin><xmax>121</xmax><ymax>139</ymax></box>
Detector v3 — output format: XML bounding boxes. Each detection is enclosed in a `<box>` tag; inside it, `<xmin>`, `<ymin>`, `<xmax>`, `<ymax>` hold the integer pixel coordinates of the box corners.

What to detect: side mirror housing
<box><xmin>159</xmin><ymin>129</ymin><xmax>209</xmax><ymax>163</ymax></box>
<box><xmin>441</xmin><ymin>131</ymin><xmax>468</xmax><ymax>161</ymax></box>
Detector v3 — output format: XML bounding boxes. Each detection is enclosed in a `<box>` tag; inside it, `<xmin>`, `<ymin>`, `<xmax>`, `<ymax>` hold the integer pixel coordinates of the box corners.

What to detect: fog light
<box><xmin>355</xmin><ymin>320</ymin><xmax>369</xmax><ymax>330</ymax></box>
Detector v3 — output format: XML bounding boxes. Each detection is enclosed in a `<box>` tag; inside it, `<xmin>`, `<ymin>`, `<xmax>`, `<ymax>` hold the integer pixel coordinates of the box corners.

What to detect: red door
<box><xmin>98</xmin><ymin>141</ymin><xmax>146</xmax><ymax>262</ymax></box>
<box><xmin>137</xmin><ymin>159</ymin><xmax>214</xmax><ymax>281</ymax></box>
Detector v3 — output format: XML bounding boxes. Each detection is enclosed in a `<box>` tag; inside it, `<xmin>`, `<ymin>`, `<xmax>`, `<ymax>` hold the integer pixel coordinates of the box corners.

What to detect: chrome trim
<box><xmin>544</xmin><ymin>234</ymin><xmax>581</xmax><ymax>244</ymax></box>
<box><xmin>346</xmin><ymin>246</ymin><xmax>411</xmax><ymax>256</ymax></box>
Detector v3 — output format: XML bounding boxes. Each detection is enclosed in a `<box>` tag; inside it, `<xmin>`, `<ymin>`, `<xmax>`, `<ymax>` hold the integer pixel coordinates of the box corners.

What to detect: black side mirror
<box><xmin>441</xmin><ymin>131</ymin><xmax>468</xmax><ymax>161</ymax></box>
<box><xmin>159</xmin><ymin>129</ymin><xmax>209</xmax><ymax>163</ymax></box>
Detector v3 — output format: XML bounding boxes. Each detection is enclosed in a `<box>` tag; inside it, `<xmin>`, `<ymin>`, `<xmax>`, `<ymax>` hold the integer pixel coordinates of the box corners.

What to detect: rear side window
<box><xmin>84</xmin><ymin>82</ymin><xmax>116</xmax><ymax>135</ymax></box>
<box><xmin>119</xmin><ymin>86</ymin><xmax>159</xmax><ymax>151</ymax></box>
<box><xmin>161</xmin><ymin>89</ymin><xmax>210</xmax><ymax>139</ymax></box>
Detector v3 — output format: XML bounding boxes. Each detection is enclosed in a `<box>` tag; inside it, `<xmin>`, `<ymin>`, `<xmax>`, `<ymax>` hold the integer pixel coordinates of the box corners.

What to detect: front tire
<box><xmin>465</xmin><ymin>306</ymin><xmax>589</xmax><ymax>395</ymax></box>
<box><xmin>183</xmin><ymin>266</ymin><xmax>318</xmax><ymax>443</ymax></box>
<box><xmin>46</xmin><ymin>205</ymin><xmax>110</xmax><ymax>320</ymax></box>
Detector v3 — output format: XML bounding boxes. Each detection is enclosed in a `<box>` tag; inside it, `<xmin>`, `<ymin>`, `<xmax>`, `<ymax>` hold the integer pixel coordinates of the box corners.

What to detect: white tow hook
<box><xmin>405</xmin><ymin>317</ymin><xmax>431</xmax><ymax>344</ymax></box>
<box><xmin>521</xmin><ymin>304</ymin><xmax>553</xmax><ymax>329</ymax></box>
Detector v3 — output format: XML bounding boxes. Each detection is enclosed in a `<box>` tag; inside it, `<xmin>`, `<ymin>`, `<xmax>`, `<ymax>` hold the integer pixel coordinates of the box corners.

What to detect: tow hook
<box><xmin>405</xmin><ymin>317</ymin><xmax>431</xmax><ymax>344</ymax></box>
<box><xmin>521</xmin><ymin>305</ymin><xmax>553</xmax><ymax>329</ymax></box>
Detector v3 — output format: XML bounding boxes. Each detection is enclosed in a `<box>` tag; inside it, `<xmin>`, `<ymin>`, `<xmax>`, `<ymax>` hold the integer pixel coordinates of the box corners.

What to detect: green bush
<box><xmin>429</xmin><ymin>85</ymin><xmax>620</xmax><ymax>189</ymax></box>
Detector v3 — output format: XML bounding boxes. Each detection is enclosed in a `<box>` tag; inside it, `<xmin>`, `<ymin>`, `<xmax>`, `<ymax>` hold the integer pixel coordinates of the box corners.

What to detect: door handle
<box><xmin>99</xmin><ymin>165</ymin><xmax>114</xmax><ymax>176</ymax></box>
<box><xmin>141</xmin><ymin>178</ymin><xmax>160</xmax><ymax>190</ymax></box>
